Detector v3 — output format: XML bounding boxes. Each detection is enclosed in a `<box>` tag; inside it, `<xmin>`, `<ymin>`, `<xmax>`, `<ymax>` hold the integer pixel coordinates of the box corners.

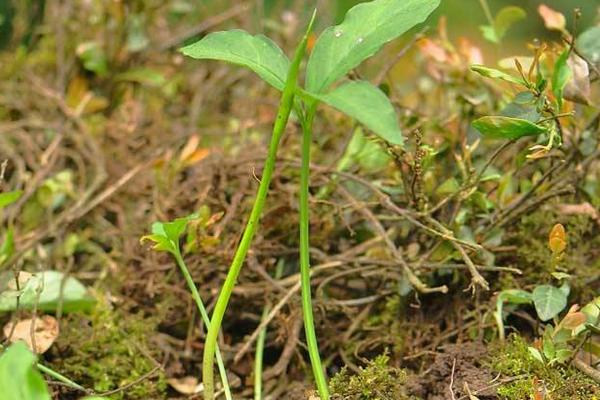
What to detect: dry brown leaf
<box><xmin>167</xmin><ymin>376</ymin><xmax>203</xmax><ymax>395</ymax></box>
<box><xmin>3</xmin><ymin>315</ymin><xmax>59</xmax><ymax>354</ymax></box>
<box><xmin>556</xmin><ymin>202</ymin><xmax>600</xmax><ymax>226</ymax></box>
<box><xmin>564</xmin><ymin>55</ymin><xmax>591</xmax><ymax>105</ymax></box>
<box><xmin>561</xmin><ymin>311</ymin><xmax>587</xmax><ymax>330</ymax></box>
<box><xmin>183</xmin><ymin>148</ymin><xmax>210</xmax><ymax>166</ymax></box>
<box><xmin>538</xmin><ymin>4</ymin><xmax>566</xmax><ymax>32</ymax></box>
<box><xmin>6</xmin><ymin>271</ymin><xmax>34</xmax><ymax>291</ymax></box>
<box><xmin>179</xmin><ymin>135</ymin><xmax>200</xmax><ymax>162</ymax></box>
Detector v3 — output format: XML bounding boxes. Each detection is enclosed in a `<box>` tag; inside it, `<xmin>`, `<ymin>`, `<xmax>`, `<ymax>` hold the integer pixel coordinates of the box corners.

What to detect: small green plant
<box><xmin>477</xmin><ymin>1</ymin><xmax>526</xmax><ymax>44</ymax></box>
<box><xmin>179</xmin><ymin>1</ymin><xmax>441</xmax><ymax>398</ymax></box>
<box><xmin>0</xmin><ymin>189</ymin><xmax>22</xmax><ymax>266</ymax></box>
<box><xmin>493</xmin><ymin>222</ymin><xmax>600</xmax><ymax>368</ymax></box>
<box><xmin>141</xmin><ymin>214</ymin><xmax>232</xmax><ymax>399</ymax></box>
<box><xmin>495</xmin><ymin>224</ymin><xmax>571</xmax><ymax>339</ymax></box>
<box><xmin>0</xmin><ymin>342</ymin><xmax>96</xmax><ymax>400</ymax></box>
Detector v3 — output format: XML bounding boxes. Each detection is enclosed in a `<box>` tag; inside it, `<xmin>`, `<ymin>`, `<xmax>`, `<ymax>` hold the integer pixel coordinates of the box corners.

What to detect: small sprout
<box><xmin>548</xmin><ymin>223</ymin><xmax>566</xmax><ymax>255</ymax></box>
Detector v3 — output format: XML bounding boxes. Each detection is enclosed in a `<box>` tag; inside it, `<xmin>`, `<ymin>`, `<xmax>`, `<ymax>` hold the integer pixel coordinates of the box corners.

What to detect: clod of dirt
<box><xmin>3</xmin><ymin>315</ymin><xmax>59</xmax><ymax>354</ymax></box>
<box><xmin>408</xmin><ymin>342</ymin><xmax>496</xmax><ymax>400</ymax></box>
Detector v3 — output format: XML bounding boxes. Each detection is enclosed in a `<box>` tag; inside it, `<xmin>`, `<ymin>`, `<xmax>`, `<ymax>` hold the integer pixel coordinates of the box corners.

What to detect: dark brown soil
<box><xmin>408</xmin><ymin>342</ymin><xmax>497</xmax><ymax>400</ymax></box>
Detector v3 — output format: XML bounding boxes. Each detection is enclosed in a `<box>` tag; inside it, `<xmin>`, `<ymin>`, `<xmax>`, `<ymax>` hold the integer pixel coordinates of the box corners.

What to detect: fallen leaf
<box><xmin>538</xmin><ymin>5</ymin><xmax>566</xmax><ymax>32</ymax></box>
<box><xmin>564</xmin><ymin>55</ymin><xmax>591</xmax><ymax>105</ymax></box>
<box><xmin>179</xmin><ymin>135</ymin><xmax>200</xmax><ymax>162</ymax></box>
<box><xmin>6</xmin><ymin>271</ymin><xmax>34</xmax><ymax>291</ymax></box>
<box><xmin>3</xmin><ymin>316</ymin><xmax>59</xmax><ymax>354</ymax></box>
<box><xmin>556</xmin><ymin>202</ymin><xmax>600</xmax><ymax>226</ymax></box>
<box><xmin>167</xmin><ymin>376</ymin><xmax>203</xmax><ymax>394</ymax></box>
<box><xmin>561</xmin><ymin>311</ymin><xmax>587</xmax><ymax>330</ymax></box>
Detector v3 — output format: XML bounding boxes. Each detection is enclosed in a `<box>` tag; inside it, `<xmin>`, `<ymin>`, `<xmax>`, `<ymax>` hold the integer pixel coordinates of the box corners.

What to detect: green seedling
<box><xmin>495</xmin><ymin>224</ymin><xmax>571</xmax><ymax>339</ymax></box>
<box><xmin>0</xmin><ymin>189</ymin><xmax>22</xmax><ymax>266</ymax></box>
<box><xmin>180</xmin><ymin>1</ymin><xmax>440</xmax><ymax>398</ymax></box>
<box><xmin>0</xmin><ymin>342</ymin><xmax>91</xmax><ymax>400</ymax></box>
<box><xmin>528</xmin><ymin>296</ymin><xmax>599</xmax><ymax>366</ymax></box>
<box><xmin>254</xmin><ymin>259</ymin><xmax>283</xmax><ymax>400</ymax></box>
<box><xmin>141</xmin><ymin>214</ymin><xmax>232</xmax><ymax>399</ymax></box>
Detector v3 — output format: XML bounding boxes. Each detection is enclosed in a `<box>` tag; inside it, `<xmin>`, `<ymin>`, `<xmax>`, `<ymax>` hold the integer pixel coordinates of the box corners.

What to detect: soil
<box><xmin>408</xmin><ymin>342</ymin><xmax>496</xmax><ymax>400</ymax></box>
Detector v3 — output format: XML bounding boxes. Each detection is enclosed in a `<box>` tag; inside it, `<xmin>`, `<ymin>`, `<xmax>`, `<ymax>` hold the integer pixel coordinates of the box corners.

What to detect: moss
<box><xmin>330</xmin><ymin>353</ymin><xmax>414</xmax><ymax>400</ymax></box>
<box><xmin>488</xmin><ymin>335</ymin><xmax>600</xmax><ymax>400</ymax></box>
<box><xmin>509</xmin><ymin>210</ymin><xmax>599</xmax><ymax>285</ymax></box>
<box><xmin>362</xmin><ymin>295</ymin><xmax>405</xmax><ymax>354</ymax></box>
<box><xmin>50</xmin><ymin>298</ymin><xmax>167</xmax><ymax>399</ymax></box>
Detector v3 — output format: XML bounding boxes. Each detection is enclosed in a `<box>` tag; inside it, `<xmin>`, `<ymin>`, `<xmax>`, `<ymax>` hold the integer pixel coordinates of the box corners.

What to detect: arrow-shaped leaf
<box><xmin>180</xmin><ymin>30</ymin><xmax>290</xmax><ymax>91</ymax></box>
<box><xmin>472</xmin><ymin>116</ymin><xmax>546</xmax><ymax>140</ymax></box>
<box><xmin>532</xmin><ymin>285</ymin><xmax>568</xmax><ymax>321</ymax></box>
<box><xmin>306</xmin><ymin>0</ymin><xmax>440</xmax><ymax>93</ymax></box>
<box><xmin>470</xmin><ymin>64</ymin><xmax>526</xmax><ymax>86</ymax></box>
<box><xmin>307</xmin><ymin>80</ymin><xmax>403</xmax><ymax>145</ymax></box>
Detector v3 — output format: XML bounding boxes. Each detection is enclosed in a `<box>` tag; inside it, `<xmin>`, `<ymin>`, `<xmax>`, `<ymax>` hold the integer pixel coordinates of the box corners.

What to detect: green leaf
<box><xmin>470</xmin><ymin>65</ymin><xmax>525</xmax><ymax>85</ymax></box>
<box><xmin>180</xmin><ymin>30</ymin><xmax>290</xmax><ymax>91</ymax></box>
<box><xmin>551</xmin><ymin>50</ymin><xmax>572</xmax><ymax>108</ymax></box>
<box><xmin>479</xmin><ymin>25</ymin><xmax>498</xmax><ymax>43</ymax></box>
<box><xmin>553</xmin><ymin>348</ymin><xmax>573</xmax><ymax>363</ymax></box>
<box><xmin>576</xmin><ymin>26</ymin><xmax>600</xmax><ymax>64</ymax></box>
<box><xmin>115</xmin><ymin>68</ymin><xmax>166</xmax><ymax>87</ymax></box>
<box><xmin>542</xmin><ymin>332</ymin><xmax>555</xmax><ymax>360</ymax></box>
<box><xmin>76</xmin><ymin>41</ymin><xmax>108</xmax><ymax>77</ymax></box>
<box><xmin>142</xmin><ymin>214</ymin><xmax>199</xmax><ymax>255</ymax></box>
<box><xmin>472</xmin><ymin>116</ymin><xmax>546</xmax><ymax>140</ymax></box>
<box><xmin>0</xmin><ymin>342</ymin><xmax>51</xmax><ymax>400</ymax></box>
<box><xmin>140</xmin><ymin>232</ymin><xmax>174</xmax><ymax>253</ymax></box>
<box><xmin>0</xmin><ymin>271</ymin><xmax>95</xmax><ymax>313</ymax></box>
<box><xmin>494</xmin><ymin>289</ymin><xmax>532</xmax><ymax>340</ymax></box>
<box><xmin>479</xmin><ymin>6</ymin><xmax>526</xmax><ymax>44</ymax></box>
<box><xmin>0</xmin><ymin>190</ymin><xmax>22</xmax><ymax>209</ymax></box>
<box><xmin>307</xmin><ymin>80</ymin><xmax>403</xmax><ymax>145</ymax></box>
<box><xmin>574</xmin><ymin>296</ymin><xmax>600</xmax><ymax>335</ymax></box>
<box><xmin>528</xmin><ymin>346</ymin><xmax>544</xmax><ymax>363</ymax></box>
<box><xmin>338</xmin><ymin>128</ymin><xmax>392</xmax><ymax>173</ymax></box>
<box><xmin>437</xmin><ymin>177</ymin><xmax>460</xmax><ymax>195</ymax></box>
<box><xmin>0</xmin><ymin>227</ymin><xmax>14</xmax><ymax>265</ymax></box>
<box><xmin>493</xmin><ymin>6</ymin><xmax>526</xmax><ymax>40</ymax></box>
<box><xmin>305</xmin><ymin>0</ymin><xmax>440</xmax><ymax>93</ymax></box>
<box><xmin>532</xmin><ymin>285</ymin><xmax>568</xmax><ymax>321</ymax></box>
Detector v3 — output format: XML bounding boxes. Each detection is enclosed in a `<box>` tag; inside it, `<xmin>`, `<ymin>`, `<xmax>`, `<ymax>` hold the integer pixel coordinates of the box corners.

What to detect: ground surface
<box><xmin>0</xmin><ymin>1</ymin><xmax>599</xmax><ymax>399</ymax></box>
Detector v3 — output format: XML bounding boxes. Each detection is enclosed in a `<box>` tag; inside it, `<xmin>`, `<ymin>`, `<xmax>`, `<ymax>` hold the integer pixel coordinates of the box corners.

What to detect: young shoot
<box><xmin>179</xmin><ymin>1</ymin><xmax>440</xmax><ymax>398</ymax></box>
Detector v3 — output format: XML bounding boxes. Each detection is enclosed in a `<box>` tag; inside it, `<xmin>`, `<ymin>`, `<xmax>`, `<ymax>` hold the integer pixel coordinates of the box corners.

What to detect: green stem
<box><xmin>37</xmin><ymin>362</ymin><xmax>86</xmax><ymax>392</ymax></box>
<box><xmin>254</xmin><ymin>259</ymin><xmax>284</xmax><ymax>400</ymax></box>
<box><xmin>253</xmin><ymin>307</ymin><xmax>268</xmax><ymax>400</ymax></box>
<box><xmin>299</xmin><ymin>103</ymin><xmax>329</xmax><ymax>399</ymax></box>
<box><xmin>478</xmin><ymin>0</ymin><xmax>494</xmax><ymax>27</ymax></box>
<box><xmin>173</xmin><ymin>252</ymin><xmax>231</xmax><ymax>400</ymax></box>
<box><xmin>202</xmin><ymin>12</ymin><xmax>316</xmax><ymax>399</ymax></box>
<box><xmin>0</xmin><ymin>343</ymin><xmax>87</xmax><ymax>393</ymax></box>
